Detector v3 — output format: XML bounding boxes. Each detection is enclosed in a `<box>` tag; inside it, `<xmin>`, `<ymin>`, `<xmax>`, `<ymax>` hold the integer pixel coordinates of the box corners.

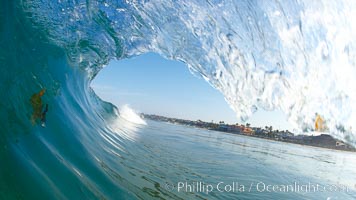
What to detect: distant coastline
<box><xmin>142</xmin><ymin>114</ymin><xmax>356</xmax><ymax>152</ymax></box>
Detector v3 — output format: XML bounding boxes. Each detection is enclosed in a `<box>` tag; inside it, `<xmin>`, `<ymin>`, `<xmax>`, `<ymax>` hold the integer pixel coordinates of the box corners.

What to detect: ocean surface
<box><xmin>4</xmin><ymin>114</ymin><xmax>356</xmax><ymax>199</ymax></box>
<box><xmin>112</xmin><ymin>119</ymin><xmax>356</xmax><ymax>200</ymax></box>
<box><xmin>2</xmin><ymin>0</ymin><xmax>356</xmax><ymax>199</ymax></box>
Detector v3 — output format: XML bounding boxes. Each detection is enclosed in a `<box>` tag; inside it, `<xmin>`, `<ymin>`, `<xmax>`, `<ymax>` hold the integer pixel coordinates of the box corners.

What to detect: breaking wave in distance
<box><xmin>119</xmin><ymin>105</ymin><xmax>146</xmax><ymax>125</ymax></box>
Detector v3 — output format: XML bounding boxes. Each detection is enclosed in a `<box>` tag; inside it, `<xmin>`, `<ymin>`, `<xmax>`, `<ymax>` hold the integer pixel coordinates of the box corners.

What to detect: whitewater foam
<box><xmin>106</xmin><ymin>105</ymin><xmax>146</xmax><ymax>142</ymax></box>
<box><xmin>119</xmin><ymin>105</ymin><xmax>146</xmax><ymax>125</ymax></box>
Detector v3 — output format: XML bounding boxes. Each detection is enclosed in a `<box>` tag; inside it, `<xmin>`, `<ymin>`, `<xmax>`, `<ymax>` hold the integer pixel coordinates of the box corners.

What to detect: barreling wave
<box><xmin>19</xmin><ymin>0</ymin><xmax>356</xmax><ymax>144</ymax></box>
<box><xmin>1</xmin><ymin>0</ymin><xmax>356</xmax><ymax>199</ymax></box>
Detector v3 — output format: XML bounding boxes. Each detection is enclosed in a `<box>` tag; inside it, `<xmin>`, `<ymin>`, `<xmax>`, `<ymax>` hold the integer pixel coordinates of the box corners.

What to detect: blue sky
<box><xmin>92</xmin><ymin>53</ymin><xmax>292</xmax><ymax>130</ymax></box>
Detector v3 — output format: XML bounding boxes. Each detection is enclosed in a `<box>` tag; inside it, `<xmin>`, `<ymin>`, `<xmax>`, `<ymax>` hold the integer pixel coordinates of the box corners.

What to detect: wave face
<box><xmin>1</xmin><ymin>0</ymin><xmax>356</xmax><ymax>199</ymax></box>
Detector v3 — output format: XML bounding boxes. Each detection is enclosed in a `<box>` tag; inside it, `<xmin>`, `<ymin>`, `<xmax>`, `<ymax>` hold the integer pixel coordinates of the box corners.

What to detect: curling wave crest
<box><xmin>24</xmin><ymin>0</ymin><xmax>356</xmax><ymax>144</ymax></box>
